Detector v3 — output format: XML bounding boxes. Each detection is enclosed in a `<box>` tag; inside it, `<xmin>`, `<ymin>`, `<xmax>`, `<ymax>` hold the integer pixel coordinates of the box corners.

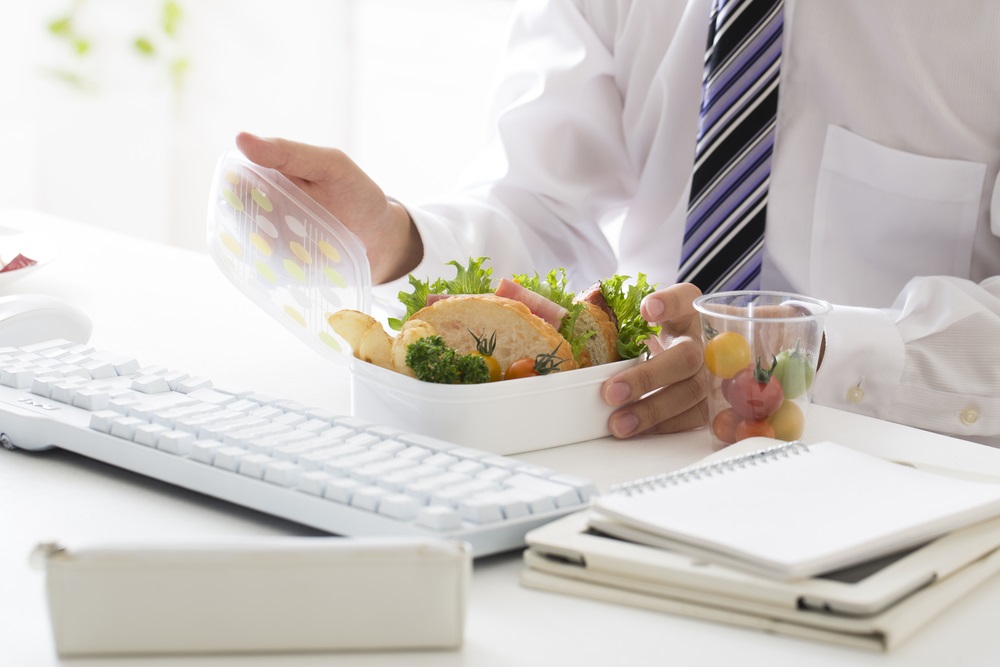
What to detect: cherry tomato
<box><xmin>769</xmin><ymin>400</ymin><xmax>805</xmax><ymax>441</ymax></box>
<box><xmin>504</xmin><ymin>357</ymin><xmax>539</xmax><ymax>380</ymax></box>
<box><xmin>704</xmin><ymin>331</ymin><xmax>751</xmax><ymax>379</ymax></box>
<box><xmin>469</xmin><ymin>330</ymin><xmax>502</xmax><ymax>382</ymax></box>
<box><xmin>734</xmin><ymin>419</ymin><xmax>775</xmax><ymax>441</ymax></box>
<box><xmin>503</xmin><ymin>345</ymin><xmax>567</xmax><ymax>380</ymax></box>
<box><xmin>726</xmin><ymin>361</ymin><xmax>784</xmax><ymax>421</ymax></box>
<box><xmin>772</xmin><ymin>344</ymin><xmax>815</xmax><ymax>400</ymax></box>
<box><xmin>711</xmin><ymin>407</ymin><xmax>740</xmax><ymax>445</ymax></box>
<box><xmin>474</xmin><ymin>353</ymin><xmax>502</xmax><ymax>382</ymax></box>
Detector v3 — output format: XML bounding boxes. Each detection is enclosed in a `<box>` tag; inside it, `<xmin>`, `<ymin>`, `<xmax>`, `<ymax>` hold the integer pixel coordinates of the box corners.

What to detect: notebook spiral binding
<box><xmin>611</xmin><ymin>440</ymin><xmax>810</xmax><ymax>496</ymax></box>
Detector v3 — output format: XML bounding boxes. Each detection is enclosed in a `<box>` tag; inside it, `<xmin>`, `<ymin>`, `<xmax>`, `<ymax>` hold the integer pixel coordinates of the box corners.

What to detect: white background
<box><xmin>0</xmin><ymin>0</ymin><xmax>514</xmax><ymax>251</ymax></box>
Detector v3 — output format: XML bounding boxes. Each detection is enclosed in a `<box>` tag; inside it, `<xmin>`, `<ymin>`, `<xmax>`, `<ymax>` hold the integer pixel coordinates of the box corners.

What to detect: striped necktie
<box><xmin>678</xmin><ymin>0</ymin><xmax>784</xmax><ymax>293</ymax></box>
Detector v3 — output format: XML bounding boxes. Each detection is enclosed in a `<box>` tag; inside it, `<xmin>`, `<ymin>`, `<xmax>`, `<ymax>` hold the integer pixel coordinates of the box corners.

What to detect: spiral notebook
<box><xmin>589</xmin><ymin>440</ymin><xmax>1000</xmax><ymax>581</ymax></box>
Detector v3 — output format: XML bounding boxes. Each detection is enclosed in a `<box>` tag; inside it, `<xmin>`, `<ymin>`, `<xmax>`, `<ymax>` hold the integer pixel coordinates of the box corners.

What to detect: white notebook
<box><xmin>590</xmin><ymin>440</ymin><xmax>1000</xmax><ymax>580</ymax></box>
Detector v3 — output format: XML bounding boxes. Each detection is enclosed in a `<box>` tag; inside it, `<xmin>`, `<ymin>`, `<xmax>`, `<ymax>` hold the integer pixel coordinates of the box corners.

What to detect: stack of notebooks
<box><xmin>520</xmin><ymin>440</ymin><xmax>1000</xmax><ymax>651</ymax></box>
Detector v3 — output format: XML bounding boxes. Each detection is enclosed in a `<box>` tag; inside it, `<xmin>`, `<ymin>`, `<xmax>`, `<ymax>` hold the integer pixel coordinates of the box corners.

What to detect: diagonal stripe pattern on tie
<box><xmin>678</xmin><ymin>0</ymin><xmax>783</xmax><ymax>293</ymax></box>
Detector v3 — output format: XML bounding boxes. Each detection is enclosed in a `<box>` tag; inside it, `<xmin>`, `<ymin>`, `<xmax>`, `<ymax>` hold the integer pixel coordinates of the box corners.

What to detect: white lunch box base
<box><xmin>350</xmin><ymin>357</ymin><xmax>641</xmax><ymax>455</ymax></box>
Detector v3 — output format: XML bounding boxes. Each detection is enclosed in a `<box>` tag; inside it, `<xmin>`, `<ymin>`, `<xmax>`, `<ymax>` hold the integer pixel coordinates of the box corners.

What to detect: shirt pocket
<box><xmin>810</xmin><ymin>125</ymin><xmax>986</xmax><ymax>307</ymax></box>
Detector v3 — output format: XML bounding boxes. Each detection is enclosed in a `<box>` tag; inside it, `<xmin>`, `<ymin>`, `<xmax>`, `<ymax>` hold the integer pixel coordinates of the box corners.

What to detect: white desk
<box><xmin>4</xmin><ymin>209</ymin><xmax>1000</xmax><ymax>666</ymax></box>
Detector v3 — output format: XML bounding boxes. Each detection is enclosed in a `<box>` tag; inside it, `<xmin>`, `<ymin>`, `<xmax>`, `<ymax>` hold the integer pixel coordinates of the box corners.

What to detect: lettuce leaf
<box><xmin>389</xmin><ymin>257</ymin><xmax>494</xmax><ymax>331</ymax></box>
<box><xmin>601</xmin><ymin>273</ymin><xmax>661</xmax><ymax>359</ymax></box>
<box><xmin>511</xmin><ymin>268</ymin><xmax>575</xmax><ymax>309</ymax></box>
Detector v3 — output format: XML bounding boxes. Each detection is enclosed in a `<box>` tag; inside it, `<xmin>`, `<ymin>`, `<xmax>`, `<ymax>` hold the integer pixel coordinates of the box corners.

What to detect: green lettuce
<box><xmin>601</xmin><ymin>273</ymin><xmax>661</xmax><ymax>359</ymax></box>
<box><xmin>389</xmin><ymin>257</ymin><xmax>494</xmax><ymax>331</ymax></box>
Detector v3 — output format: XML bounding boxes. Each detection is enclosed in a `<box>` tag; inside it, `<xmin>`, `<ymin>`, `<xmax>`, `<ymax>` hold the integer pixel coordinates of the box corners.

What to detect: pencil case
<box><xmin>32</xmin><ymin>536</ymin><xmax>470</xmax><ymax>656</ymax></box>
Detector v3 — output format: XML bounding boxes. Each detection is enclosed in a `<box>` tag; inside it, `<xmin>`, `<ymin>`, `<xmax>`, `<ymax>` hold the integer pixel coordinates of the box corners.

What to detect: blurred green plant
<box><xmin>45</xmin><ymin>0</ymin><xmax>189</xmax><ymax>94</ymax></box>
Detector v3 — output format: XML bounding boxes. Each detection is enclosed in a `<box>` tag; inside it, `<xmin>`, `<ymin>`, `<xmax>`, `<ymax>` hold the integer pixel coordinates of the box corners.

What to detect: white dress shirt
<box><xmin>390</xmin><ymin>0</ymin><xmax>1000</xmax><ymax>445</ymax></box>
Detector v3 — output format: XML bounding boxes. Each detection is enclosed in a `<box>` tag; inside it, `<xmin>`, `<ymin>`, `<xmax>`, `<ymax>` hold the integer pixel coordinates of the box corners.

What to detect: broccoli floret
<box><xmin>405</xmin><ymin>335</ymin><xmax>491</xmax><ymax>384</ymax></box>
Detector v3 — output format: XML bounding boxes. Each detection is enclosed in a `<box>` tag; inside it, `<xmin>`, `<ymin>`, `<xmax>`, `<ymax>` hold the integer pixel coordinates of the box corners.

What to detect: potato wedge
<box><xmin>358</xmin><ymin>323</ymin><xmax>393</xmax><ymax>369</ymax></box>
<box><xmin>391</xmin><ymin>319</ymin><xmax>437</xmax><ymax>376</ymax></box>
<box><xmin>328</xmin><ymin>310</ymin><xmax>380</xmax><ymax>357</ymax></box>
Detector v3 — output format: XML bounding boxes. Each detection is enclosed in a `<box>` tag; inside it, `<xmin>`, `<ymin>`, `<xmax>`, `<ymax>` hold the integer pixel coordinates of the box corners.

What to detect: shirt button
<box><xmin>846</xmin><ymin>387</ymin><xmax>865</xmax><ymax>403</ymax></box>
<box><xmin>960</xmin><ymin>408</ymin><xmax>979</xmax><ymax>426</ymax></box>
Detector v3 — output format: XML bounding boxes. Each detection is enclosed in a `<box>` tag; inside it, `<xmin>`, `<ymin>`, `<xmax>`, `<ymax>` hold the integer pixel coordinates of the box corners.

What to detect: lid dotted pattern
<box><xmin>208</xmin><ymin>152</ymin><xmax>372</xmax><ymax>362</ymax></box>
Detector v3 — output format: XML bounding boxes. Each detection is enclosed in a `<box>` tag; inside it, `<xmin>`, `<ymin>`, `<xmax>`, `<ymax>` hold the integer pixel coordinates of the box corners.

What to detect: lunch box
<box><xmin>206</xmin><ymin>150</ymin><xmax>637</xmax><ymax>454</ymax></box>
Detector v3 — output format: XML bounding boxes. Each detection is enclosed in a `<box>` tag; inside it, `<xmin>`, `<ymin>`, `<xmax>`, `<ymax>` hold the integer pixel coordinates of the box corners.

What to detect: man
<box><xmin>237</xmin><ymin>0</ymin><xmax>1000</xmax><ymax>446</ymax></box>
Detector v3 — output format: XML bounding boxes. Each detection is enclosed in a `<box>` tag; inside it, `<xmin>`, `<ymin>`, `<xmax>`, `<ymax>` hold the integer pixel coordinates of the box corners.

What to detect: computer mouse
<box><xmin>0</xmin><ymin>294</ymin><xmax>93</xmax><ymax>347</ymax></box>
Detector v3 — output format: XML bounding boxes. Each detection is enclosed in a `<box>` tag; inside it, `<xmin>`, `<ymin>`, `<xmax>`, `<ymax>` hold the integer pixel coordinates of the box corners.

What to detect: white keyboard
<box><xmin>0</xmin><ymin>339</ymin><xmax>597</xmax><ymax>557</ymax></box>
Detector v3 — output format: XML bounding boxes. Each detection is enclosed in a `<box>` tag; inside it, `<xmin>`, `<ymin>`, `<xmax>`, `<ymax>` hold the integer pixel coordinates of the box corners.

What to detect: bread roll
<box><xmin>575</xmin><ymin>301</ymin><xmax>621</xmax><ymax>367</ymax></box>
<box><xmin>410</xmin><ymin>294</ymin><xmax>578</xmax><ymax>373</ymax></box>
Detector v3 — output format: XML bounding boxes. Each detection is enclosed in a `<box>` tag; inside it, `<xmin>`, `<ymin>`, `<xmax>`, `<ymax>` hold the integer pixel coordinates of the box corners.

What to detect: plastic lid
<box><xmin>206</xmin><ymin>149</ymin><xmax>372</xmax><ymax>364</ymax></box>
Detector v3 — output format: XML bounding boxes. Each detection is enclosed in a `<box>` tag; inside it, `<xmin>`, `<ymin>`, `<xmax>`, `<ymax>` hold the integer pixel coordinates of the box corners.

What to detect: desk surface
<box><xmin>3</xmin><ymin>209</ymin><xmax>1000</xmax><ymax>666</ymax></box>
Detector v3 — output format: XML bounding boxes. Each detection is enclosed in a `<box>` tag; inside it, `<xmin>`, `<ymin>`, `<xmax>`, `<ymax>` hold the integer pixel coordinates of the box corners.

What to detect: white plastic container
<box><xmin>207</xmin><ymin>150</ymin><xmax>639</xmax><ymax>454</ymax></box>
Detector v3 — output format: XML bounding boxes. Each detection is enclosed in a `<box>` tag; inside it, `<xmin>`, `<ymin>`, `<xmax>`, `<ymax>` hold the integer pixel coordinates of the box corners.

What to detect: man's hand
<box><xmin>235</xmin><ymin>132</ymin><xmax>423</xmax><ymax>284</ymax></box>
<box><xmin>601</xmin><ymin>282</ymin><xmax>708</xmax><ymax>437</ymax></box>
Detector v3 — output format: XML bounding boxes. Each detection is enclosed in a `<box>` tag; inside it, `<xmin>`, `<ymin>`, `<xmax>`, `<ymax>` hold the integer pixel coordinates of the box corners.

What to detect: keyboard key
<box><xmin>424</xmin><ymin>453</ymin><xmax>459</xmax><ymax>469</ymax></box>
<box><xmin>506</xmin><ymin>489</ymin><xmax>557</xmax><ymax>514</ymax></box>
<box><xmin>397</xmin><ymin>433</ymin><xmax>456</xmax><ymax>453</ymax></box>
<box><xmin>81</xmin><ymin>359</ymin><xmax>117</xmax><ymax>380</ymax></box>
<box><xmin>162</xmin><ymin>370</ymin><xmax>190</xmax><ymax>390</ymax></box>
<box><xmin>449</xmin><ymin>460</ymin><xmax>485</xmax><ymax>476</ymax></box>
<box><xmin>324</xmin><ymin>478</ymin><xmax>363</xmax><ymax>503</ymax></box>
<box><xmin>158</xmin><ymin>430</ymin><xmax>195</xmax><ymax>455</ymax></box>
<box><xmin>379</xmin><ymin>464</ymin><xmax>444</xmax><ymax>491</ymax></box>
<box><xmin>30</xmin><ymin>375</ymin><xmax>62</xmax><ymax>399</ymax></box>
<box><xmin>223</xmin><ymin>423</ymin><xmax>292</xmax><ymax>448</ymax></box>
<box><xmin>459</xmin><ymin>496</ymin><xmax>505</xmax><ymax>524</ymax></box>
<box><xmin>298</xmin><ymin>471</ymin><xmax>333</xmax><ymax>496</ymax></box>
<box><xmin>264</xmin><ymin>461</ymin><xmax>302</xmax><ymax>487</ymax></box>
<box><xmin>212</xmin><ymin>446</ymin><xmax>250</xmax><ymax>471</ymax></box>
<box><xmin>405</xmin><ymin>472</ymin><xmax>471</xmax><ymax>503</ymax></box>
<box><xmin>466</xmin><ymin>490</ymin><xmax>529</xmax><ymax>520</ymax></box>
<box><xmin>110</xmin><ymin>416</ymin><xmax>145</xmax><ymax>440</ymax></box>
<box><xmin>477</xmin><ymin>467</ymin><xmax>513</xmax><ymax>484</ymax></box>
<box><xmin>1</xmin><ymin>365</ymin><xmax>36</xmax><ymax>388</ymax></box>
<box><xmin>416</xmin><ymin>506</ymin><xmax>462</xmax><ymax>531</ymax></box>
<box><xmin>88</xmin><ymin>410</ymin><xmax>120</xmax><ymax>434</ymax></box>
<box><xmin>238</xmin><ymin>454</ymin><xmax>275</xmax><ymax>479</ymax></box>
<box><xmin>377</xmin><ymin>494</ymin><xmax>422</xmax><ymax>521</ymax></box>
<box><xmin>50</xmin><ymin>377</ymin><xmax>89</xmax><ymax>404</ymax></box>
<box><xmin>431</xmin><ymin>479</ymin><xmax>501</xmax><ymax>507</ymax></box>
<box><xmin>89</xmin><ymin>351</ymin><xmax>140</xmax><ymax>376</ymax></box>
<box><xmin>370</xmin><ymin>439</ymin><xmax>406</xmax><ymax>455</ymax></box>
<box><xmin>503</xmin><ymin>473</ymin><xmax>581</xmax><ymax>508</ymax></box>
<box><xmin>323</xmin><ymin>451</ymin><xmax>392</xmax><ymax>476</ymax></box>
<box><xmin>350</xmin><ymin>486</ymin><xmax>390</xmax><ymax>512</ymax></box>
<box><xmin>273</xmin><ymin>412</ymin><xmax>307</xmax><ymax>427</ymax></box>
<box><xmin>132</xmin><ymin>375</ymin><xmax>171</xmax><ymax>393</ymax></box>
<box><xmin>20</xmin><ymin>339</ymin><xmax>75</xmax><ymax>353</ymax></box>
<box><xmin>73</xmin><ymin>388</ymin><xmax>113</xmax><ymax>411</ymax></box>
<box><xmin>191</xmin><ymin>440</ymin><xmax>225</xmax><ymax>464</ymax></box>
<box><xmin>187</xmin><ymin>387</ymin><xmax>237</xmax><ymax>407</ymax></box>
<box><xmin>176</xmin><ymin>376</ymin><xmax>213</xmax><ymax>392</ymax></box>
<box><xmin>351</xmin><ymin>458</ymin><xmax>417</xmax><ymax>484</ymax></box>
<box><xmin>299</xmin><ymin>445</ymin><xmax>365</xmax><ymax>471</ymax></box>
<box><xmin>134</xmin><ymin>423</ymin><xmax>168</xmax><ymax>448</ymax></box>
<box><xmin>550</xmin><ymin>474</ymin><xmax>599</xmax><ymax>503</ymax></box>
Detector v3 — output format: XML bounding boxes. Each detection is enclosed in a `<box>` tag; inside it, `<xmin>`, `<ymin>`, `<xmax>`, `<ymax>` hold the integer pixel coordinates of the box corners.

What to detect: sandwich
<box><xmin>330</xmin><ymin>258</ymin><xmax>659</xmax><ymax>383</ymax></box>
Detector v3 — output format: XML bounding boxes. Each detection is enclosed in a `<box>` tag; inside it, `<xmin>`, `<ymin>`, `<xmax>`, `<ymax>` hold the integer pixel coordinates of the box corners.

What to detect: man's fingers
<box><xmin>235</xmin><ymin>132</ymin><xmax>347</xmax><ymax>185</ymax></box>
<box><xmin>640</xmin><ymin>282</ymin><xmax>702</xmax><ymax>334</ymax></box>
<box><xmin>608</xmin><ymin>382</ymin><xmax>708</xmax><ymax>438</ymax></box>
<box><xmin>602</xmin><ymin>336</ymin><xmax>704</xmax><ymax>407</ymax></box>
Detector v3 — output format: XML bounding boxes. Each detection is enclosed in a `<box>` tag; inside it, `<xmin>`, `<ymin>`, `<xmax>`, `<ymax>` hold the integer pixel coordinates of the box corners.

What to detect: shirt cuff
<box><xmin>811</xmin><ymin>305</ymin><xmax>905</xmax><ymax>419</ymax></box>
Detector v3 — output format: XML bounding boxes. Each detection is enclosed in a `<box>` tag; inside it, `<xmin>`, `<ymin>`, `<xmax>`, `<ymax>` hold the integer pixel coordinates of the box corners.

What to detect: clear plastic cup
<box><xmin>693</xmin><ymin>291</ymin><xmax>831</xmax><ymax>448</ymax></box>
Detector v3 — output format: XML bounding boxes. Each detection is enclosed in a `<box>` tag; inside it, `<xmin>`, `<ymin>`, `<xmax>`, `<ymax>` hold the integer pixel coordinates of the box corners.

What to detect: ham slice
<box><xmin>494</xmin><ymin>278</ymin><xmax>568</xmax><ymax>329</ymax></box>
<box><xmin>577</xmin><ymin>281</ymin><xmax>618</xmax><ymax>329</ymax></box>
<box><xmin>425</xmin><ymin>293</ymin><xmax>454</xmax><ymax>307</ymax></box>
